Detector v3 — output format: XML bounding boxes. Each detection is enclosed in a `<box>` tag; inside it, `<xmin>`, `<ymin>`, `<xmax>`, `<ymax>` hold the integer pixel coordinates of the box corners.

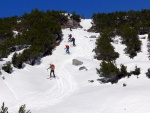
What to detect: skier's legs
<box><xmin>50</xmin><ymin>70</ymin><xmax>52</xmax><ymax>77</ymax></box>
<box><xmin>66</xmin><ymin>49</ymin><xmax>69</xmax><ymax>53</ymax></box>
<box><xmin>51</xmin><ymin>70</ymin><xmax>55</xmax><ymax>78</ymax></box>
<box><xmin>53</xmin><ymin>70</ymin><xmax>56</xmax><ymax>78</ymax></box>
<box><xmin>68</xmin><ymin>49</ymin><xmax>70</xmax><ymax>53</ymax></box>
<box><xmin>73</xmin><ymin>41</ymin><xmax>76</xmax><ymax>46</ymax></box>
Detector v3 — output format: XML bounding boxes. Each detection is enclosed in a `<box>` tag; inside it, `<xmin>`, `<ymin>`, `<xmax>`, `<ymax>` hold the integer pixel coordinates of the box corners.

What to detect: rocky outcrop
<box><xmin>72</xmin><ymin>59</ymin><xmax>83</xmax><ymax>66</ymax></box>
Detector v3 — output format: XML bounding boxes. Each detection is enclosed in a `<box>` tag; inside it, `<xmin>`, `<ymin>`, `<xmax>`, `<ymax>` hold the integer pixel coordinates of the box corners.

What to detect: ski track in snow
<box><xmin>2</xmin><ymin>80</ymin><xmax>20</xmax><ymax>110</ymax></box>
<box><xmin>1</xmin><ymin>19</ymin><xmax>98</xmax><ymax>112</ymax></box>
<box><xmin>1</xmin><ymin>19</ymin><xmax>150</xmax><ymax>113</ymax></box>
<box><xmin>26</xmin><ymin>29</ymin><xmax>97</xmax><ymax>110</ymax></box>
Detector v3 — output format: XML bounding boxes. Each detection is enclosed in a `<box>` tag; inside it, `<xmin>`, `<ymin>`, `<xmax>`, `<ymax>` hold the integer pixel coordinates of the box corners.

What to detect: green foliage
<box><xmin>97</xmin><ymin>61</ymin><xmax>120</xmax><ymax>84</ymax></box>
<box><xmin>119</xmin><ymin>64</ymin><xmax>130</xmax><ymax>78</ymax></box>
<box><xmin>121</xmin><ymin>25</ymin><xmax>138</xmax><ymax>42</ymax></box>
<box><xmin>101</xmin><ymin>27</ymin><xmax>115</xmax><ymax>38</ymax></box>
<box><xmin>0</xmin><ymin>9</ymin><xmax>69</xmax><ymax>67</ymax></box>
<box><xmin>97</xmin><ymin>61</ymin><xmax>120</xmax><ymax>78</ymax></box>
<box><xmin>92</xmin><ymin>9</ymin><xmax>150</xmax><ymax>34</ymax></box>
<box><xmin>97</xmin><ymin>62</ymin><xmax>133</xmax><ymax>83</ymax></box>
<box><xmin>131</xmin><ymin>66</ymin><xmax>141</xmax><ymax>76</ymax></box>
<box><xmin>70</xmin><ymin>12</ymin><xmax>81</xmax><ymax>22</ymax></box>
<box><xmin>0</xmin><ymin>102</ymin><xmax>8</xmax><ymax>113</ymax></box>
<box><xmin>12</xmin><ymin>52</ymin><xmax>23</xmax><ymax>68</ymax></box>
<box><xmin>2</xmin><ymin>61</ymin><xmax>13</xmax><ymax>73</ymax></box>
<box><xmin>0</xmin><ymin>46</ymin><xmax>9</xmax><ymax>58</ymax></box>
<box><xmin>46</xmin><ymin>10</ymin><xmax>68</xmax><ymax>25</ymax></box>
<box><xmin>19</xmin><ymin>104</ymin><xmax>31</xmax><ymax>113</ymax></box>
<box><xmin>119</xmin><ymin>25</ymin><xmax>141</xmax><ymax>58</ymax></box>
<box><xmin>148</xmin><ymin>33</ymin><xmax>150</xmax><ymax>41</ymax></box>
<box><xmin>92</xmin><ymin>10</ymin><xmax>149</xmax><ymax>59</ymax></box>
<box><xmin>146</xmin><ymin>68</ymin><xmax>150</xmax><ymax>78</ymax></box>
<box><xmin>0</xmin><ymin>102</ymin><xmax>31</xmax><ymax>113</ymax></box>
<box><xmin>0</xmin><ymin>16</ymin><xmax>18</xmax><ymax>40</ymax></box>
<box><xmin>94</xmin><ymin>33</ymin><xmax>119</xmax><ymax>61</ymax></box>
<box><xmin>0</xmin><ymin>9</ymin><xmax>80</xmax><ymax>68</ymax></box>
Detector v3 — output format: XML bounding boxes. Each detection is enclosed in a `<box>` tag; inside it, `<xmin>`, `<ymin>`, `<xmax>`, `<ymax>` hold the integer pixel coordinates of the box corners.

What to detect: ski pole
<box><xmin>47</xmin><ymin>69</ymin><xmax>49</xmax><ymax>76</ymax></box>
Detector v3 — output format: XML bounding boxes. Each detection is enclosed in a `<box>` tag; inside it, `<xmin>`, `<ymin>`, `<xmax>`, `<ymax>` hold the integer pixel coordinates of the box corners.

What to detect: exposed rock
<box><xmin>79</xmin><ymin>66</ymin><xmax>88</xmax><ymax>71</ymax></box>
<box><xmin>72</xmin><ymin>59</ymin><xmax>83</xmax><ymax>66</ymax></box>
<box><xmin>88</xmin><ymin>80</ymin><xmax>94</xmax><ymax>83</ymax></box>
<box><xmin>89</xmin><ymin>35</ymin><xmax>96</xmax><ymax>38</ymax></box>
<box><xmin>113</xmin><ymin>40</ymin><xmax>118</xmax><ymax>44</ymax></box>
<box><xmin>97</xmin><ymin>76</ymin><xmax>119</xmax><ymax>84</ymax></box>
<box><xmin>123</xmin><ymin>83</ymin><xmax>127</xmax><ymax>87</ymax></box>
<box><xmin>61</xmin><ymin>19</ymin><xmax>82</xmax><ymax>29</ymax></box>
<box><xmin>25</xmin><ymin>57</ymin><xmax>41</xmax><ymax>65</ymax></box>
<box><xmin>2</xmin><ymin>76</ymin><xmax>5</xmax><ymax>80</ymax></box>
<box><xmin>140</xmin><ymin>36</ymin><xmax>146</xmax><ymax>39</ymax></box>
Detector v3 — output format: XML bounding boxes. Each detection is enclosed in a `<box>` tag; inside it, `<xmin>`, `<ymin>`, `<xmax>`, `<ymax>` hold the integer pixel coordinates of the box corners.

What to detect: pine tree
<box><xmin>0</xmin><ymin>102</ymin><xmax>8</xmax><ymax>113</ymax></box>
<box><xmin>2</xmin><ymin>61</ymin><xmax>13</xmax><ymax>73</ymax></box>
<box><xmin>97</xmin><ymin>61</ymin><xmax>120</xmax><ymax>78</ymax></box>
<box><xmin>19</xmin><ymin>105</ymin><xmax>31</xmax><ymax>113</ymax></box>
<box><xmin>94</xmin><ymin>33</ymin><xmax>119</xmax><ymax>61</ymax></box>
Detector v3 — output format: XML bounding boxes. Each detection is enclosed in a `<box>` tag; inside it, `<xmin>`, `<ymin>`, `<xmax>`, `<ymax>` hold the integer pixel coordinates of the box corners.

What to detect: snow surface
<box><xmin>1</xmin><ymin>19</ymin><xmax>150</xmax><ymax>113</ymax></box>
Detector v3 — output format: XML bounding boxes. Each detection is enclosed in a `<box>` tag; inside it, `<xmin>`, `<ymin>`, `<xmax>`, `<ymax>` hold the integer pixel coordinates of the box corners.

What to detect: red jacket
<box><xmin>50</xmin><ymin>64</ymin><xmax>55</xmax><ymax>70</ymax></box>
<box><xmin>66</xmin><ymin>45</ymin><xmax>69</xmax><ymax>49</ymax></box>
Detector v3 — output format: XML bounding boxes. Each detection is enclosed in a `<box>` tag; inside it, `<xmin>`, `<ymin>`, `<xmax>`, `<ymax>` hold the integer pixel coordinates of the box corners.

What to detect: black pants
<box><xmin>73</xmin><ymin>41</ymin><xmax>76</xmax><ymax>46</ymax></box>
<box><xmin>50</xmin><ymin>70</ymin><xmax>55</xmax><ymax>77</ymax></box>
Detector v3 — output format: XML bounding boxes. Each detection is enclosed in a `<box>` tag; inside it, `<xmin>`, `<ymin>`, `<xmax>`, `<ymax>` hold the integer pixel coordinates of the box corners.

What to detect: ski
<box><xmin>65</xmin><ymin>52</ymin><xmax>71</xmax><ymax>55</ymax></box>
<box><xmin>70</xmin><ymin>44</ymin><xmax>76</xmax><ymax>47</ymax></box>
<box><xmin>47</xmin><ymin>76</ymin><xmax>59</xmax><ymax>79</ymax></box>
<box><xmin>47</xmin><ymin>78</ymin><xmax>52</xmax><ymax>80</ymax></box>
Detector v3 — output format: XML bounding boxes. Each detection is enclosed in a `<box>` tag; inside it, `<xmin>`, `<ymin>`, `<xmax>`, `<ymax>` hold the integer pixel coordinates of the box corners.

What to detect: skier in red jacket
<box><xmin>47</xmin><ymin>64</ymin><xmax>56</xmax><ymax>78</ymax></box>
<box><xmin>65</xmin><ymin>45</ymin><xmax>70</xmax><ymax>54</ymax></box>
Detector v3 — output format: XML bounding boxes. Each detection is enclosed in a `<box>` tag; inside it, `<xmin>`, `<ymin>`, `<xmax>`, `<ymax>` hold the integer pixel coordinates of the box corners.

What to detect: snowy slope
<box><xmin>1</xmin><ymin>19</ymin><xmax>150</xmax><ymax>113</ymax></box>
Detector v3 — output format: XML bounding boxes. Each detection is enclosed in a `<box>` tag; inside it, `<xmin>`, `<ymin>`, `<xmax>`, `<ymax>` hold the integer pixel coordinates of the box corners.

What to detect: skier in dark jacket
<box><xmin>68</xmin><ymin>34</ymin><xmax>72</xmax><ymax>42</ymax></box>
<box><xmin>72</xmin><ymin>37</ymin><xmax>76</xmax><ymax>46</ymax></box>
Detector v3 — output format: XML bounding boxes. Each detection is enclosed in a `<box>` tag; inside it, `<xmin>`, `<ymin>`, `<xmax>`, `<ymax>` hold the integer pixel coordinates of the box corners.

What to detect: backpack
<box><xmin>66</xmin><ymin>45</ymin><xmax>69</xmax><ymax>49</ymax></box>
<box><xmin>69</xmin><ymin>34</ymin><xmax>72</xmax><ymax>37</ymax></box>
<box><xmin>51</xmin><ymin>64</ymin><xmax>55</xmax><ymax>69</ymax></box>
